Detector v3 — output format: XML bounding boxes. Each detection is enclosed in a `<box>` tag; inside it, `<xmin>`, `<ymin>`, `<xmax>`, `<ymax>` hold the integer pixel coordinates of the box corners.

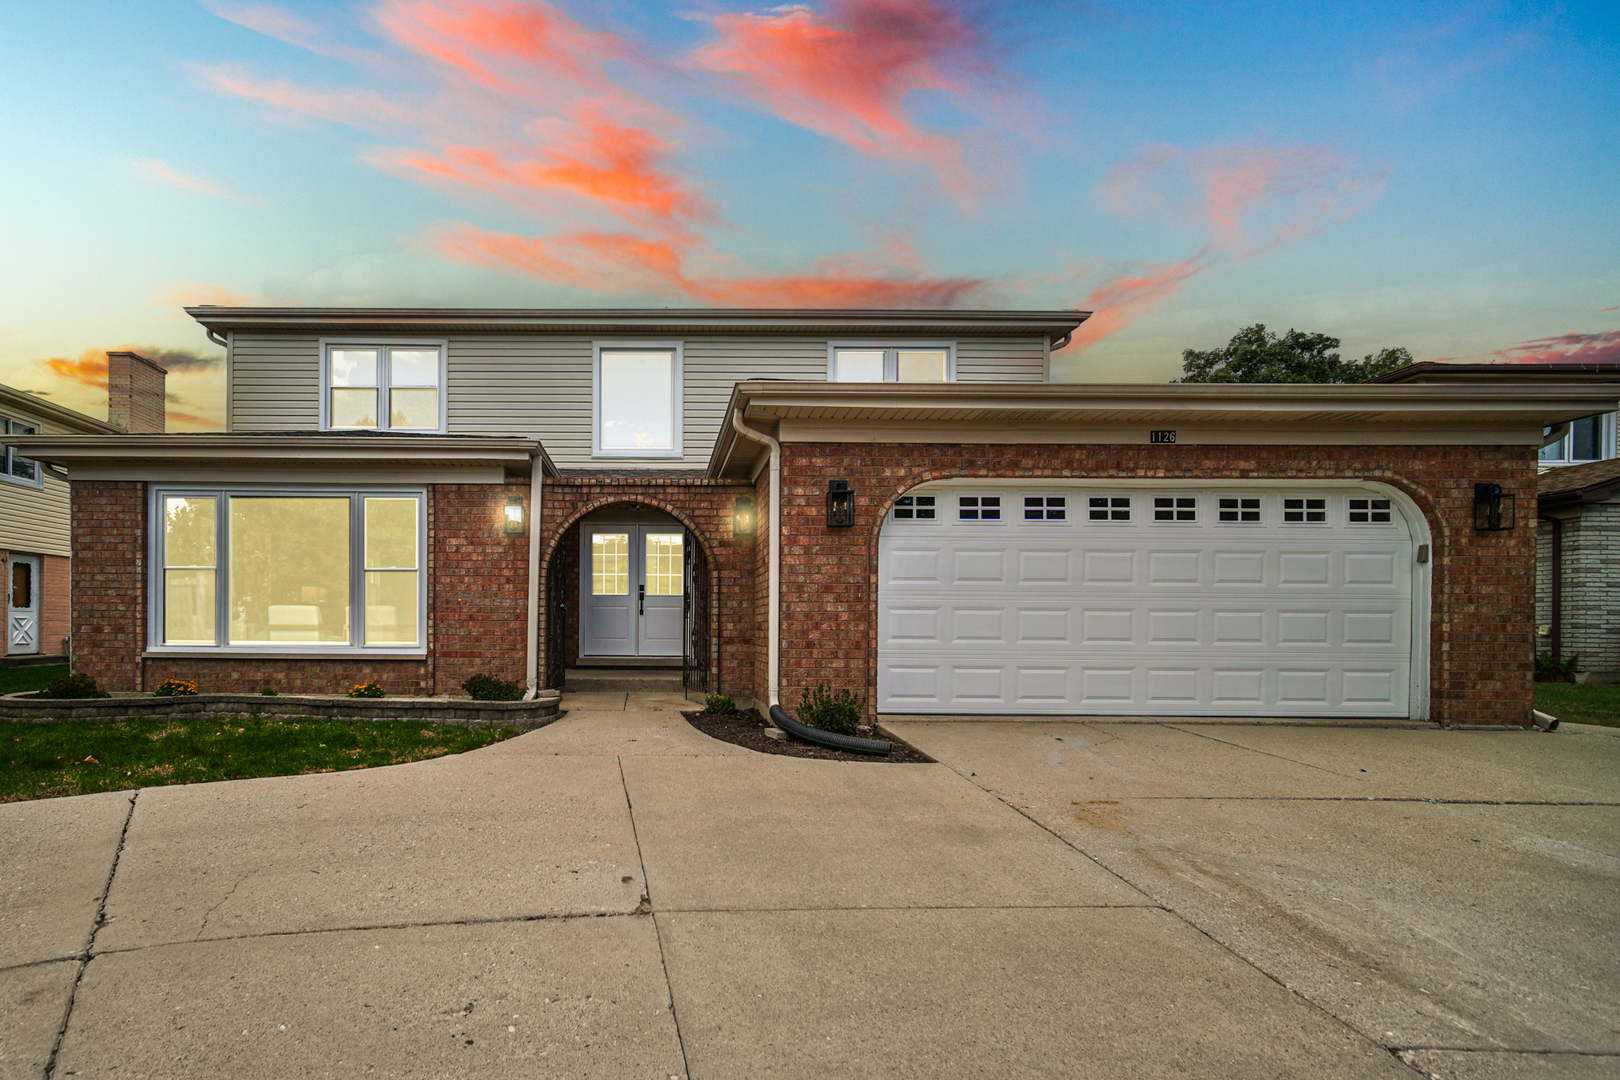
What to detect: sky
<box><xmin>0</xmin><ymin>0</ymin><xmax>1615</xmax><ymax>430</ymax></box>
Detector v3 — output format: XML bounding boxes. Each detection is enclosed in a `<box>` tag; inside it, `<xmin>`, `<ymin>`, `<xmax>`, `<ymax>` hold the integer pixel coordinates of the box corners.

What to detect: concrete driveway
<box><xmin>0</xmin><ymin>696</ymin><xmax>1613</xmax><ymax>1080</ymax></box>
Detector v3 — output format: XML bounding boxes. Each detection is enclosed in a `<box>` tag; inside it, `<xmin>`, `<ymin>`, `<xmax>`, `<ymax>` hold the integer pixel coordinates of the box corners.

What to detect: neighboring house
<box><xmin>1</xmin><ymin>352</ymin><xmax>165</xmax><ymax>660</ymax></box>
<box><xmin>8</xmin><ymin>309</ymin><xmax>1614</xmax><ymax>726</ymax></box>
<box><xmin>1373</xmin><ymin>361</ymin><xmax>1620</xmax><ymax>682</ymax></box>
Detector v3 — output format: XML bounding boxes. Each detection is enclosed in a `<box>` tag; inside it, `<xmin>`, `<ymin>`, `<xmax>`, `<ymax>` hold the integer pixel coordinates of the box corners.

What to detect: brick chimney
<box><xmin>107</xmin><ymin>351</ymin><xmax>167</xmax><ymax>433</ymax></box>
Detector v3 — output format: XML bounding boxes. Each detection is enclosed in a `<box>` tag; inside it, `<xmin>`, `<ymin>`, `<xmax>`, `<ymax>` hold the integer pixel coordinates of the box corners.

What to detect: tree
<box><xmin>1177</xmin><ymin>324</ymin><xmax>1413</xmax><ymax>384</ymax></box>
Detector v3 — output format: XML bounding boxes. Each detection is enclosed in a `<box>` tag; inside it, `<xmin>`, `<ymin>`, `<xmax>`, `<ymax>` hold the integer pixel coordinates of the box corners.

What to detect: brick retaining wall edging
<box><xmin>0</xmin><ymin>692</ymin><xmax>563</xmax><ymax>728</ymax></box>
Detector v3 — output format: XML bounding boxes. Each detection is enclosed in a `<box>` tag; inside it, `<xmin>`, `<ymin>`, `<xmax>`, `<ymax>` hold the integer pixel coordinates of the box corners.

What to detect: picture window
<box><xmin>1153</xmin><ymin>496</ymin><xmax>1197</xmax><ymax>522</ymax></box>
<box><xmin>1089</xmin><ymin>496</ymin><xmax>1131</xmax><ymax>521</ymax></box>
<box><xmin>1024</xmin><ymin>496</ymin><xmax>1066</xmax><ymax>521</ymax></box>
<box><xmin>1283</xmin><ymin>497</ymin><xmax>1327</xmax><ymax>523</ymax></box>
<box><xmin>958</xmin><ymin>495</ymin><xmax>1001</xmax><ymax>521</ymax></box>
<box><xmin>1218</xmin><ymin>497</ymin><xmax>1262</xmax><ymax>523</ymax></box>
<box><xmin>596</xmin><ymin>345</ymin><xmax>682</xmax><ymax>457</ymax></box>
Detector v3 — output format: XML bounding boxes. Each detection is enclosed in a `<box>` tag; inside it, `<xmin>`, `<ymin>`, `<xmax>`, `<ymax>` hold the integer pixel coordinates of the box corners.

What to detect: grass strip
<box><xmin>1</xmin><ymin>714</ymin><xmax>520</xmax><ymax>801</ymax></box>
<box><xmin>0</xmin><ymin>664</ymin><xmax>70</xmax><ymax>695</ymax></box>
<box><xmin>1533</xmin><ymin>683</ymin><xmax>1620</xmax><ymax>728</ymax></box>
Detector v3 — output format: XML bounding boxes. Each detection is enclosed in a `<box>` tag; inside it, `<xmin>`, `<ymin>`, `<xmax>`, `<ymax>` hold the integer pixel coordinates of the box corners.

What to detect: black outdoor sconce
<box><xmin>733</xmin><ymin>495</ymin><xmax>757</xmax><ymax>539</ymax></box>
<box><xmin>827</xmin><ymin>480</ymin><xmax>855</xmax><ymax>528</ymax></box>
<box><xmin>1474</xmin><ymin>482</ymin><xmax>1515</xmax><ymax>532</ymax></box>
<box><xmin>503</xmin><ymin>496</ymin><xmax>526</xmax><ymax>536</ymax></box>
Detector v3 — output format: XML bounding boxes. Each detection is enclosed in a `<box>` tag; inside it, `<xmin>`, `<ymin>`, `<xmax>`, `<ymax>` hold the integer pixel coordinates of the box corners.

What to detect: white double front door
<box><xmin>579</xmin><ymin>525</ymin><xmax>686</xmax><ymax>658</ymax></box>
<box><xmin>8</xmin><ymin>554</ymin><xmax>40</xmax><ymax>655</ymax></box>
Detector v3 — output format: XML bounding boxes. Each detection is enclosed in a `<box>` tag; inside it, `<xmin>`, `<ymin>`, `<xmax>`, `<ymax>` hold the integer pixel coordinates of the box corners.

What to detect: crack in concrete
<box><xmin>195</xmin><ymin>871</ymin><xmax>253</xmax><ymax>941</ymax></box>
<box><xmin>44</xmin><ymin>788</ymin><xmax>138</xmax><ymax>1080</ymax></box>
<box><xmin>619</xmin><ymin>755</ymin><xmax>692</xmax><ymax>1080</ymax></box>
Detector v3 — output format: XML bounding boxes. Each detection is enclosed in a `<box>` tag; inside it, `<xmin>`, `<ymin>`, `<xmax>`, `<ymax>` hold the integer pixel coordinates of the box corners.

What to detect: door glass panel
<box><xmin>229</xmin><ymin>497</ymin><xmax>351</xmax><ymax>644</ymax></box>
<box><xmin>10</xmin><ymin>561</ymin><xmax>30</xmax><ymax>609</ymax></box>
<box><xmin>592</xmin><ymin>533</ymin><xmax>630</xmax><ymax>595</ymax></box>
<box><xmin>645</xmin><ymin>533</ymin><xmax>684</xmax><ymax>596</ymax></box>
<box><xmin>896</xmin><ymin>350</ymin><xmax>948</xmax><ymax>382</ymax></box>
<box><xmin>834</xmin><ymin>349</ymin><xmax>884</xmax><ymax>381</ymax></box>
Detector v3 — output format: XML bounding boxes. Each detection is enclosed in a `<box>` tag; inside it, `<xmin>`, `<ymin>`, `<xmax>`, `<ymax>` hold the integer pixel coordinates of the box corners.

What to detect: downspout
<box><xmin>730</xmin><ymin>409</ymin><xmax>781</xmax><ymax>709</ymax></box>
<box><xmin>522</xmin><ymin>449</ymin><xmax>544</xmax><ymax>700</ymax></box>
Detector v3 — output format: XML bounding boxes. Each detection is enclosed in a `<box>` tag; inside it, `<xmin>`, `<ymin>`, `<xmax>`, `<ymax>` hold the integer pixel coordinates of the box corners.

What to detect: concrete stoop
<box><xmin>565</xmin><ymin>667</ymin><xmax>685</xmax><ymax>693</ymax></box>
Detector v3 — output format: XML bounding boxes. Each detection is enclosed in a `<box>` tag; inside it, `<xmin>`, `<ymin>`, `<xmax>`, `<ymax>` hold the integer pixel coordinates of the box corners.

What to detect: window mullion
<box><xmin>215</xmin><ymin>494</ymin><xmax>230</xmax><ymax>648</ymax></box>
<box><xmin>352</xmin><ymin>494</ymin><xmax>364</xmax><ymax>646</ymax></box>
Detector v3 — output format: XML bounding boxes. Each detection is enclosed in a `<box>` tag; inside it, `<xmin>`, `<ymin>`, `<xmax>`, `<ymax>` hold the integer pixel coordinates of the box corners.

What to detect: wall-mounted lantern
<box><xmin>504</xmin><ymin>496</ymin><xmax>526</xmax><ymax>536</ymax></box>
<box><xmin>827</xmin><ymin>480</ymin><xmax>855</xmax><ymax>528</ymax></box>
<box><xmin>733</xmin><ymin>495</ymin><xmax>757</xmax><ymax>539</ymax></box>
<box><xmin>1474</xmin><ymin>482</ymin><xmax>1515</xmax><ymax>532</ymax></box>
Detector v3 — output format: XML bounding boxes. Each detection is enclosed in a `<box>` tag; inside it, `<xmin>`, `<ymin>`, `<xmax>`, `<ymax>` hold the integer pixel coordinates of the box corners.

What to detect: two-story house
<box><xmin>9</xmin><ymin>308</ymin><xmax>1615</xmax><ymax>725</ymax></box>
<box><xmin>2</xmin><ymin>353</ymin><xmax>166</xmax><ymax>661</ymax></box>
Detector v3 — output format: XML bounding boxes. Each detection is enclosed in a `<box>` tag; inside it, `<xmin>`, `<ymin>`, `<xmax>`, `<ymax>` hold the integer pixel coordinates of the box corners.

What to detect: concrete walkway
<box><xmin>0</xmin><ymin>698</ymin><xmax>1613</xmax><ymax>1079</ymax></box>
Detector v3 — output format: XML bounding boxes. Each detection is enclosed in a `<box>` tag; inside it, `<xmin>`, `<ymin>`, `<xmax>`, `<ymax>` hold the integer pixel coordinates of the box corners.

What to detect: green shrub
<box><xmin>462</xmin><ymin>673</ymin><xmax>524</xmax><ymax>701</ymax></box>
<box><xmin>348</xmin><ymin>681</ymin><xmax>386</xmax><ymax>699</ymax></box>
<box><xmin>1535</xmin><ymin>652</ymin><xmax>1582</xmax><ymax>683</ymax></box>
<box><xmin>260</xmin><ymin>687</ymin><xmax>278</xmax><ymax>696</ymax></box>
<box><xmin>40</xmin><ymin>672</ymin><xmax>109</xmax><ymax>699</ymax></box>
<box><xmin>796</xmin><ymin>684</ymin><xmax>864</xmax><ymax>735</ymax></box>
<box><xmin>153</xmin><ymin>679</ymin><xmax>199</xmax><ymax>697</ymax></box>
<box><xmin>703</xmin><ymin>693</ymin><xmax>736</xmax><ymax>714</ymax></box>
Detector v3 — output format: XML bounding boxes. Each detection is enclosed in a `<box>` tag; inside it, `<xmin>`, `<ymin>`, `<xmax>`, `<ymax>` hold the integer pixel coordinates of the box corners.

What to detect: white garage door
<box><xmin>878</xmin><ymin>483</ymin><xmax>1421</xmax><ymax>717</ymax></box>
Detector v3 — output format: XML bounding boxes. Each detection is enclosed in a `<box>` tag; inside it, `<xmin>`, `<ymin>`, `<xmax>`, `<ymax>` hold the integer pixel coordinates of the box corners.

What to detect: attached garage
<box><xmin>878</xmin><ymin>481</ymin><xmax>1428</xmax><ymax>717</ymax></box>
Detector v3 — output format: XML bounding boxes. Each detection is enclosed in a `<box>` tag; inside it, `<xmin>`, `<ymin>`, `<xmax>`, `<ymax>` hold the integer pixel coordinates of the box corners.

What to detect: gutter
<box><xmin>729</xmin><ymin>409</ymin><xmax>781</xmax><ymax>710</ymax></box>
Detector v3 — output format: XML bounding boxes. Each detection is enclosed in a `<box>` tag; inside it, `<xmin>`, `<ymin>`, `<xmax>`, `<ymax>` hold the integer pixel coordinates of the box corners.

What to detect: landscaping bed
<box><xmin>683</xmin><ymin>707</ymin><xmax>932</xmax><ymax>762</ymax></box>
<box><xmin>1</xmin><ymin>690</ymin><xmax>562</xmax><ymax>727</ymax></box>
<box><xmin>0</xmin><ymin>714</ymin><xmax>522</xmax><ymax>802</ymax></box>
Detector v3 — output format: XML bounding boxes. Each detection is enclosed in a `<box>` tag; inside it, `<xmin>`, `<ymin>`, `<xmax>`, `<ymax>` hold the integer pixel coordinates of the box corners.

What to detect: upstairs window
<box><xmin>323</xmin><ymin>343</ymin><xmax>445</xmax><ymax>432</ymax></box>
<box><xmin>1</xmin><ymin>416</ymin><xmax>40</xmax><ymax>487</ymax></box>
<box><xmin>830</xmin><ymin>345</ymin><xmax>953</xmax><ymax>382</ymax></box>
<box><xmin>595</xmin><ymin>344</ymin><xmax>682</xmax><ymax>457</ymax></box>
<box><xmin>1541</xmin><ymin>413</ymin><xmax>1613</xmax><ymax>465</ymax></box>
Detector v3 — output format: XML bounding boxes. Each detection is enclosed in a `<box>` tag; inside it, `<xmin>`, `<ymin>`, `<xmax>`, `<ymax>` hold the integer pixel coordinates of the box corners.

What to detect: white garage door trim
<box><xmin>877</xmin><ymin>479</ymin><xmax>1431</xmax><ymax>719</ymax></box>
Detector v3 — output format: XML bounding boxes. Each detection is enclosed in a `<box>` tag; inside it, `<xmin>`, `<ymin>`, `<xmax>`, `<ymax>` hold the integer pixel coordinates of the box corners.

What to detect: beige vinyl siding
<box><xmin>0</xmin><ymin>417</ymin><xmax>77</xmax><ymax>557</ymax></box>
<box><xmin>955</xmin><ymin>338</ymin><xmax>1047</xmax><ymax>382</ymax></box>
<box><xmin>226</xmin><ymin>331</ymin><xmax>1050</xmax><ymax>467</ymax></box>
<box><xmin>228</xmin><ymin>334</ymin><xmax>321</xmax><ymax>431</ymax></box>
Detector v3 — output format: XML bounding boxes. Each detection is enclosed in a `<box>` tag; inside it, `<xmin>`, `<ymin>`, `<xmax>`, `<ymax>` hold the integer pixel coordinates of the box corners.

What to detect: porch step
<box><xmin>564</xmin><ymin>668</ymin><xmax>685</xmax><ymax>693</ymax></box>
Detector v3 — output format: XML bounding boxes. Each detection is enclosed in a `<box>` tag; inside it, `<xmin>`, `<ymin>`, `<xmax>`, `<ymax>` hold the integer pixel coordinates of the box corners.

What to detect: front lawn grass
<box><xmin>1533</xmin><ymin>683</ymin><xmax>1620</xmax><ymax>728</ymax></box>
<box><xmin>0</xmin><ymin>663</ymin><xmax>70</xmax><ymax>695</ymax></box>
<box><xmin>0</xmin><ymin>715</ymin><xmax>521</xmax><ymax>801</ymax></box>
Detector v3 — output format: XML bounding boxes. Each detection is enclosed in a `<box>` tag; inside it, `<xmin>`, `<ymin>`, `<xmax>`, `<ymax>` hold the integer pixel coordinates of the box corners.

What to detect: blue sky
<box><xmin>1</xmin><ymin>0</ymin><xmax>1615</xmax><ymax>428</ymax></box>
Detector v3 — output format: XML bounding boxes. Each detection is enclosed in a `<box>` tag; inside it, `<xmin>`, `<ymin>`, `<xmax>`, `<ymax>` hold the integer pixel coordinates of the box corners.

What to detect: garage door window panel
<box><xmin>1089</xmin><ymin>496</ymin><xmax>1132</xmax><ymax>522</ymax></box>
<box><xmin>958</xmin><ymin>496</ymin><xmax>1001</xmax><ymax>522</ymax></box>
<box><xmin>1024</xmin><ymin>496</ymin><xmax>1066</xmax><ymax>521</ymax></box>
<box><xmin>1218</xmin><ymin>497</ymin><xmax>1263</xmax><ymax>524</ymax></box>
<box><xmin>891</xmin><ymin>495</ymin><xmax>937</xmax><ymax>522</ymax></box>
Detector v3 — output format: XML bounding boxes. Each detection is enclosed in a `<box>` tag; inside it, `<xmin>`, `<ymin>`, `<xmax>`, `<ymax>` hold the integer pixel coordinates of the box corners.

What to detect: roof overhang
<box><xmin>709</xmin><ymin>381</ymin><xmax>1620</xmax><ymax>478</ymax></box>
<box><xmin>1371</xmin><ymin>362</ymin><xmax>1620</xmax><ymax>384</ymax></box>
<box><xmin>0</xmin><ymin>384</ymin><xmax>120</xmax><ymax>434</ymax></box>
<box><xmin>2</xmin><ymin>433</ymin><xmax>555</xmax><ymax>483</ymax></box>
<box><xmin>186</xmin><ymin>306</ymin><xmax>1089</xmax><ymax>338</ymax></box>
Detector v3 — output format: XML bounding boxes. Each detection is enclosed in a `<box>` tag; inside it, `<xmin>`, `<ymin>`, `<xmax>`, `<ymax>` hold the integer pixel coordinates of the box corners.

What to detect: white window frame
<box><xmin>1150</xmin><ymin>494</ymin><xmax>1200</xmax><ymax>524</ymax></box>
<box><xmin>146</xmin><ymin>485</ymin><xmax>429</xmax><ymax>655</ymax></box>
<box><xmin>593</xmin><ymin>341</ymin><xmax>684</xmax><ymax>459</ymax></box>
<box><xmin>1021</xmin><ymin>494</ymin><xmax>1070</xmax><ymax>524</ymax></box>
<box><xmin>1086</xmin><ymin>494</ymin><xmax>1134</xmax><ymax>524</ymax></box>
<box><xmin>889</xmin><ymin>494</ymin><xmax>940</xmax><ymax>524</ymax></box>
<box><xmin>827</xmin><ymin>341</ymin><xmax>957</xmax><ymax>382</ymax></box>
<box><xmin>956</xmin><ymin>494</ymin><xmax>1004</xmax><ymax>523</ymax></box>
<box><xmin>1216</xmin><ymin>495</ymin><xmax>1265</xmax><ymax>525</ymax></box>
<box><xmin>1540</xmin><ymin>411</ymin><xmax>1616</xmax><ymax>465</ymax></box>
<box><xmin>1</xmin><ymin>415</ymin><xmax>42</xmax><ymax>489</ymax></box>
<box><xmin>319</xmin><ymin>339</ymin><xmax>448</xmax><ymax>433</ymax></box>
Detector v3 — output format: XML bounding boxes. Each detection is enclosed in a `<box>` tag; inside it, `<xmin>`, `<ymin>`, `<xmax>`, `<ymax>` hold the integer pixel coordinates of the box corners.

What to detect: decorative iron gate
<box><xmin>543</xmin><ymin>523</ymin><xmax>578</xmax><ymax>692</ymax></box>
<box><xmin>683</xmin><ymin>536</ymin><xmax>711</xmax><ymax>693</ymax></box>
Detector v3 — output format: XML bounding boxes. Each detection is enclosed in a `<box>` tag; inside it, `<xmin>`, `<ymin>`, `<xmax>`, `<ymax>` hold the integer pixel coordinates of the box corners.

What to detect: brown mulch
<box><xmin>682</xmin><ymin>708</ymin><xmax>932</xmax><ymax>763</ymax></box>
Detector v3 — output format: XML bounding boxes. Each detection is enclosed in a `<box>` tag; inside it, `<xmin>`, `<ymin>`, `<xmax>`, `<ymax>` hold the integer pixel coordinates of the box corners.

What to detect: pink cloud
<box><xmin>690</xmin><ymin>0</ymin><xmax>996</xmax><ymax>201</ymax></box>
<box><xmin>128</xmin><ymin>158</ymin><xmax>256</xmax><ymax>203</ymax></box>
<box><xmin>1064</xmin><ymin>255</ymin><xmax>1215</xmax><ymax>352</ymax></box>
<box><xmin>1443</xmin><ymin>330</ymin><xmax>1620</xmax><ymax>366</ymax></box>
<box><xmin>201</xmin><ymin>0</ymin><xmax>381</xmax><ymax>66</ymax></box>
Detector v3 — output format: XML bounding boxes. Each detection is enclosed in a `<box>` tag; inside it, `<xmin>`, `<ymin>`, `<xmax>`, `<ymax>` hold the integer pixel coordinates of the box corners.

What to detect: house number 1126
<box><xmin>1149</xmin><ymin>430</ymin><xmax>1177</xmax><ymax>444</ymax></box>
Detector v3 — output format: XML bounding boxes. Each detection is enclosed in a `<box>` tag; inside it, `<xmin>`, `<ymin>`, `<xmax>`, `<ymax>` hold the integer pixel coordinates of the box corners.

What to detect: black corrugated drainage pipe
<box><xmin>769</xmin><ymin>704</ymin><xmax>892</xmax><ymax>756</ymax></box>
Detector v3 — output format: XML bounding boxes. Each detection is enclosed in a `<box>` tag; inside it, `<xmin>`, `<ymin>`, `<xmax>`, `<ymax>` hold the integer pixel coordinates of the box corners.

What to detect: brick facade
<box><xmin>539</xmin><ymin>476</ymin><xmax>756</xmax><ymax>696</ymax></box>
<box><xmin>106</xmin><ymin>352</ymin><xmax>166</xmax><ymax>435</ymax></box>
<box><xmin>70</xmin><ymin>481</ymin><xmax>530</xmax><ymax>695</ymax></box>
<box><xmin>1535</xmin><ymin>502</ymin><xmax>1620</xmax><ymax>681</ymax></box>
<box><xmin>770</xmin><ymin>441</ymin><xmax>1539</xmax><ymax>727</ymax></box>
